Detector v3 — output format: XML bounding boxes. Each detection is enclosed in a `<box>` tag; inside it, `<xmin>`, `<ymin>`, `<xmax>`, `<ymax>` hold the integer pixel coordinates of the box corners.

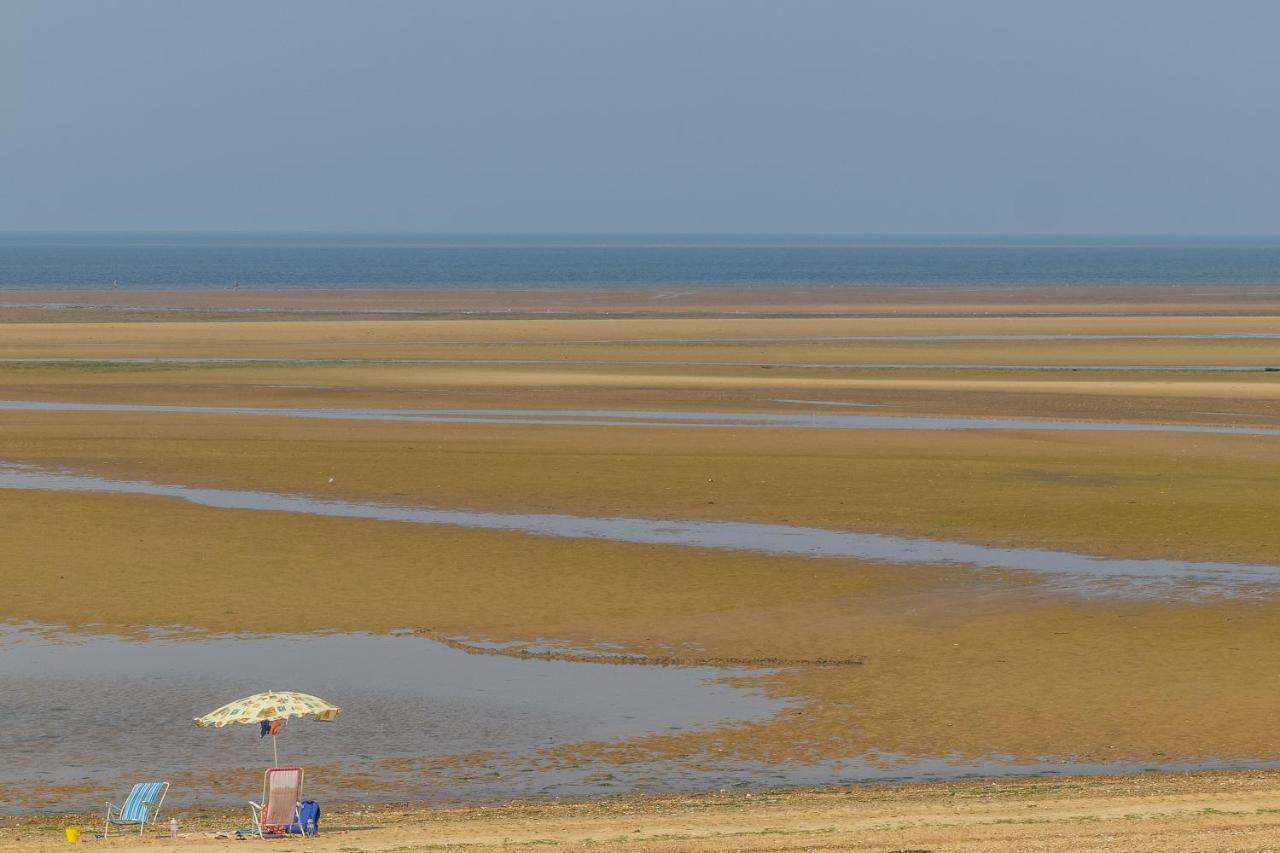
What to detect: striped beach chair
<box><xmin>103</xmin><ymin>781</ymin><xmax>169</xmax><ymax>836</ymax></box>
<box><xmin>248</xmin><ymin>767</ymin><xmax>304</xmax><ymax>838</ymax></box>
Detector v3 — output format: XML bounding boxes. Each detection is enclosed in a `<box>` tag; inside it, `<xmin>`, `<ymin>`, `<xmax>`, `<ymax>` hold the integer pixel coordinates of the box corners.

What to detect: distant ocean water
<box><xmin>1</xmin><ymin>233</ymin><xmax>1279</xmax><ymax>290</ymax></box>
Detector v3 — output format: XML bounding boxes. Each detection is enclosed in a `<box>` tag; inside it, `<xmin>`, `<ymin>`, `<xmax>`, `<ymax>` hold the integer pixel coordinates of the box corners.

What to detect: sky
<box><xmin>2</xmin><ymin>0</ymin><xmax>1278</xmax><ymax>234</ymax></box>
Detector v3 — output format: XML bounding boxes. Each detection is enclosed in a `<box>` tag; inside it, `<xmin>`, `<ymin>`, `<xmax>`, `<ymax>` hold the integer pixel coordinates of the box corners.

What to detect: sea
<box><xmin>1</xmin><ymin>233</ymin><xmax>1279</xmax><ymax>289</ymax></box>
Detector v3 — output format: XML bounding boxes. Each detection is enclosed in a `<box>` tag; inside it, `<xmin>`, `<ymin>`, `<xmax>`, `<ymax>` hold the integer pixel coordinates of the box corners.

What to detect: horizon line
<box><xmin>4</xmin><ymin>230</ymin><xmax>1280</xmax><ymax>240</ymax></box>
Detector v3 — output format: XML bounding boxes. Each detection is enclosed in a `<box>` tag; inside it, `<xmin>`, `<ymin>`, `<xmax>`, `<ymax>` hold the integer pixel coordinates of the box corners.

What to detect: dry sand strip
<box><xmin>6</xmin><ymin>771</ymin><xmax>1280</xmax><ymax>852</ymax></box>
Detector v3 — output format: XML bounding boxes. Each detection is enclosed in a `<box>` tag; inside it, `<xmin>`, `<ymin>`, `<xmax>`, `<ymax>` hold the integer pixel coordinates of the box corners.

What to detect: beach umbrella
<box><xmin>194</xmin><ymin>690</ymin><xmax>341</xmax><ymax>766</ymax></box>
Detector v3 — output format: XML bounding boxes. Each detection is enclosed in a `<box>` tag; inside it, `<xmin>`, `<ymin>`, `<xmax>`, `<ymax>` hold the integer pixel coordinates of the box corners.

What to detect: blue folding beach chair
<box><xmin>103</xmin><ymin>781</ymin><xmax>169</xmax><ymax>837</ymax></box>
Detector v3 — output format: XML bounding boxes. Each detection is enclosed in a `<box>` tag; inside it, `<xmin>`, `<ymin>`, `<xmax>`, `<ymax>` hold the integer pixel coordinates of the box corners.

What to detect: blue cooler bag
<box><xmin>286</xmin><ymin>800</ymin><xmax>320</xmax><ymax>835</ymax></box>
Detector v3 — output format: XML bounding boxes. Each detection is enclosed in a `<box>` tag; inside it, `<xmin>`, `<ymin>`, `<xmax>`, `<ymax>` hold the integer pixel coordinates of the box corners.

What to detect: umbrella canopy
<box><xmin>194</xmin><ymin>691</ymin><xmax>341</xmax><ymax>729</ymax></box>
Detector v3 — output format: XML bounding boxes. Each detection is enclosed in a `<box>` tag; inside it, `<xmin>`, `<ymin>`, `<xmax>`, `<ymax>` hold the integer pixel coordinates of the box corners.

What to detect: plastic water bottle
<box><xmin>169</xmin><ymin>818</ymin><xmax>178</xmax><ymax>838</ymax></box>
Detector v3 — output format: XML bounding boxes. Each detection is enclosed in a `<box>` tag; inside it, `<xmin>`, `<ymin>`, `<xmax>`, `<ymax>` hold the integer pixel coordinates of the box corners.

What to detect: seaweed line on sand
<box><xmin>413</xmin><ymin>628</ymin><xmax>864</xmax><ymax>668</ymax></box>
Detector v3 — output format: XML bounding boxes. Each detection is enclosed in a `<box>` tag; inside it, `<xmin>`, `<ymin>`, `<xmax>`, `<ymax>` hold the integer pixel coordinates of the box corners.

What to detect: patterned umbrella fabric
<box><xmin>194</xmin><ymin>691</ymin><xmax>341</xmax><ymax>728</ymax></box>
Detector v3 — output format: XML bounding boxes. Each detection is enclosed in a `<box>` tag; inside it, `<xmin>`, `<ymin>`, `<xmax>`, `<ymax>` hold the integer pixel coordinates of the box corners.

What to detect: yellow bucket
<box><xmin>64</xmin><ymin>827</ymin><xmax>81</xmax><ymax>843</ymax></box>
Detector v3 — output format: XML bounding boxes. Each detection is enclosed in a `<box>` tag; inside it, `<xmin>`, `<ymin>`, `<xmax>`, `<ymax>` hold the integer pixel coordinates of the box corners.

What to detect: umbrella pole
<box><xmin>272</xmin><ymin>734</ymin><xmax>278</xmax><ymax>767</ymax></box>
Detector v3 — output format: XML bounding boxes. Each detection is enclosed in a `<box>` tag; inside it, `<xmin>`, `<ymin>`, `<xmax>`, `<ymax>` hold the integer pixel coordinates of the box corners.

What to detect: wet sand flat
<box><xmin>16</xmin><ymin>342</ymin><xmax>1269</xmax><ymax>369</ymax></box>
<box><xmin>12</xmin><ymin>353</ymin><xmax>1279</xmax><ymax>416</ymax></box>
<box><xmin>3</xmin><ymin>315</ymin><xmax>1280</xmax><ymax>360</ymax></box>
<box><xmin>3</xmin><ymin>287</ymin><xmax>1280</xmax><ymax>819</ymax></box>
<box><xmin>0</xmin><ymin>405</ymin><xmax>1276</xmax><ymax>563</ymax></box>
<box><xmin>3</xmin><ymin>479</ymin><xmax>1280</xmax><ymax>775</ymax></box>
<box><xmin>5</xmin><ymin>460</ymin><xmax>1278</xmax><ymax>600</ymax></box>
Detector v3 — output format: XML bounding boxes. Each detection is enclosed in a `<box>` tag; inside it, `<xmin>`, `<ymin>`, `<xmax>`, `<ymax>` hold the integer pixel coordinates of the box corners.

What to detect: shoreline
<box><xmin>7</xmin><ymin>769</ymin><xmax>1280</xmax><ymax>851</ymax></box>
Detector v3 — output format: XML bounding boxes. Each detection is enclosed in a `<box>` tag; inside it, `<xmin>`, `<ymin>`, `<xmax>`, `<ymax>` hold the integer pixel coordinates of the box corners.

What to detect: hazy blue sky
<box><xmin>2</xmin><ymin>1</ymin><xmax>1278</xmax><ymax>233</ymax></box>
